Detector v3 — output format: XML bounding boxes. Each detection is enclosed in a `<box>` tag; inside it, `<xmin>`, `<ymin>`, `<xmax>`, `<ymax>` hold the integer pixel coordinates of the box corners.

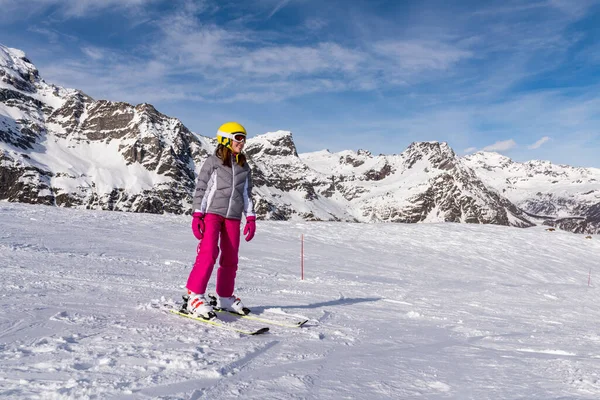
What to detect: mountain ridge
<box><xmin>1</xmin><ymin>44</ymin><xmax>599</xmax><ymax>234</ymax></box>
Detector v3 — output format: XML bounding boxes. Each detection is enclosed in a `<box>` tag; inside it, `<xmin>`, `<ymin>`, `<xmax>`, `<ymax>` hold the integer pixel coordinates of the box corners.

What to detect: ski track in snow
<box><xmin>1</xmin><ymin>202</ymin><xmax>600</xmax><ymax>399</ymax></box>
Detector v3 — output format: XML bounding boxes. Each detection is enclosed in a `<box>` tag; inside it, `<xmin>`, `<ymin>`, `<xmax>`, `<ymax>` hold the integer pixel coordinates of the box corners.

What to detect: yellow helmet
<box><xmin>216</xmin><ymin>122</ymin><xmax>247</xmax><ymax>148</ymax></box>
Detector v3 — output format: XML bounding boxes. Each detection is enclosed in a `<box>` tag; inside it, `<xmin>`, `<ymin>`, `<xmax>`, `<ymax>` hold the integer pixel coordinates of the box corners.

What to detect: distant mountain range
<box><xmin>1</xmin><ymin>44</ymin><xmax>599</xmax><ymax>234</ymax></box>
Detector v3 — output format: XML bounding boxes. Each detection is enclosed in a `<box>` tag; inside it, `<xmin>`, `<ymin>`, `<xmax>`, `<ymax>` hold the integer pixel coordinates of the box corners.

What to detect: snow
<box><xmin>252</xmin><ymin>130</ymin><xmax>292</xmax><ymax>142</ymax></box>
<box><xmin>0</xmin><ymin>44</ymin><xmax>74</xmax><ymax>111</ymax></box>
<box><xmin>300</xmin><ymin>149</ymin><xmax>383</xmax><ymax>178</ymax></box>
<box><xmin>0</xmin><ymin>45</ymin><xmax>34</xmax><ymax>85</ymax></box>
<box><xmin>26</xmin><ymin>138</ymin><xmax>171</xmax><ymax>195</ymax></box>
<box><xmin>2</xmin><ymin>202</ymin><xmax>600</xmax><ymax>398</ymax></box>
<box><xmin>298</xmin><ymin>144</ymin><xmax>536</xmax><ymax>225</ymax></box>
<box><xmin>463</xmin><ymin>151</ymin><xmax>600</xmax><ymax>216</ymax></box>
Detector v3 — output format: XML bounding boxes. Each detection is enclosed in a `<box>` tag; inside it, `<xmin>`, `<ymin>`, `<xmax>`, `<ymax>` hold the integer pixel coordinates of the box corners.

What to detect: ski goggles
<box><xmin>219</xmin><ymin>130</ymin><xmax>247</xmax><ymax>143</ymax></box>
<box><xmin>232</xmin><ymin>133</ymin><xmax>246</xmax><ymax>143</ymax></box>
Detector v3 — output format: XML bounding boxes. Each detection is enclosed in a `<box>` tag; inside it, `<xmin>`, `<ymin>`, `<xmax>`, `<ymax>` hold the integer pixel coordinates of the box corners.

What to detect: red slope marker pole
<box><xmin>589</xmin><ymin>268</ymin><xmax>592</xmax><ymax>287</ymax></box>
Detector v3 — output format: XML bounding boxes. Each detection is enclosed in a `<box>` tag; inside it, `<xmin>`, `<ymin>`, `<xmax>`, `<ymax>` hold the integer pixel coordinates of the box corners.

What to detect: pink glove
<box><xmin>243</xmin><ymin>216</ymin><xmax>256</xmax><ymax>242</ymax></box>
<box><xmin>191</xmin><ymin>212</ymin><xmax>205</xmax><ymax>240</ymax></box>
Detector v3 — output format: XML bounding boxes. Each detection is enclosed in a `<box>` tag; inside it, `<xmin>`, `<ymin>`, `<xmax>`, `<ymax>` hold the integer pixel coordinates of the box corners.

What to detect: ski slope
<box><xmin>1</xmin><ymin>202</ymin><xmax>600</xmax><ymax>399</ymax></box>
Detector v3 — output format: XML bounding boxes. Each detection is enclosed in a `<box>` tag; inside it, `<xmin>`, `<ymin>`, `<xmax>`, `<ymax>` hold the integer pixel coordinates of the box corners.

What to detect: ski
<box><xmin>213</xmin><ymin>309</ymin><xmax>308</xmax><ymax>329</ymax></box>
<box><xmin>167</xmin><ymin>308</ymin><xmax>269</xmax><ymax>336</ymax></box>
<box><xmin>206</xmin><ymin>294</ymin><xmax>309</xmax><ymax>328</ymax></box>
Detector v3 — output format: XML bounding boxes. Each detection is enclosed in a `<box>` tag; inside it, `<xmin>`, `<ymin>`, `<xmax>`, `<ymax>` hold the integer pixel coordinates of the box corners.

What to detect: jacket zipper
<box><xmin>226</xmin><ymin>156</ymin><xmax>235</xmax><ymax>218</ymax></box>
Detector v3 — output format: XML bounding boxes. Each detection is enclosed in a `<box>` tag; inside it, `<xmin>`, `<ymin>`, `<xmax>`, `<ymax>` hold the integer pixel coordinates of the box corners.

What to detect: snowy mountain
<box><xmin>244</xmin><ymin>130</ymin><xmax>355</xmax><ymax>222</ymax></box>
<box><xmin>0</xmin><ymin>44</ymin><xmax>213</xmax><ymax>213</ymax></box>
<box><xmin>1</xmin><ymin>44</ymin><xmax>598</xmax><ymax>234</ymax></box>
<box><xmin>463</xmin><ymin>152</ymin><xmax>600</xmax><ymax>234</ymax></box>
<box><xmin>3</xmin><ymin>202</ymin><xmax>600</xmax><ymax>398</ymax></box>
<box><xmin>301</xmin><ymin>142</ymin><xmax>533</xmax><ymax>227</ymax></box>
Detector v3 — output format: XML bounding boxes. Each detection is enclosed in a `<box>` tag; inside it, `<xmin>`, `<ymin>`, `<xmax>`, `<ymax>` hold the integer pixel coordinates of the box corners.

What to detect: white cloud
<box><xmin>131</xmin><ymin>5</ymin><xmax>479</xmax><ymax>102</ymax></box>
<box><xmin>470</xmin><ymin>2</ymin><xmax>548</xmax><ymax>16</ymax></box>
<box><xmin>305</xmin><ymin>17</ymin><xmax>327</xmax><ymax>32</ymax></box>
<box><xmin>267</xmin><ymin>0</ymin><xmax>291</xmax><ymax>19</ymax></box>
<box><xmin>241</xmin><ymin>43</ymin><xmax>365</xmax><ymax>76</ymax></box>
<box><xmin>547</xmin><ymin>0</ymin><xmax>600</xmax><ymax>18</ymax></box>
<box><xmin>482</xmin><ymin>139</ymin><xmax>517</xmax><ymax>152</ymax></box>
<box><xmin>59</xmin><ymin>0</ymin><xmax>152</xmax><ymax>17</ymax></box>
<box><xmin>373</xmin><ymin>40</ymin><xmax>472</xmax><ymax>71</ymax></box>
<box><xmin>461</xmin><ymin>137</ymin><xmax>550</xmax><ymax>156</ymax></box>
<box><xmin>27</xmin><ymin>27</ymin><xmax>61</xmax><ymax>43</ymax></box>
<box><xmin>81</xmin><ymin>47</ymin><xmax>105</xmax><ymax>60</ymax></box>
<box><xmin>528</xmin><ymin>136</ymin><xmax>551</xmax><ymax>149</ymax></box>
<box><xmin>0</xmin><ymin>0</ymin><xmax>155</xmax><ymax>20</ymax></box>
<box><xmin>25</xmin><ymin>0</ymin><xmax>577</xmax><ymax>106</ymax></box>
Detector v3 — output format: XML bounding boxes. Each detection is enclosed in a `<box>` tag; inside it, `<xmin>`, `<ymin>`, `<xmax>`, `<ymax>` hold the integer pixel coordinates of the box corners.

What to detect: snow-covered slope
<box><xmin>2</xmin><ymin>202</ymin><xmax>600</xmax><ymax>398</ymax></box>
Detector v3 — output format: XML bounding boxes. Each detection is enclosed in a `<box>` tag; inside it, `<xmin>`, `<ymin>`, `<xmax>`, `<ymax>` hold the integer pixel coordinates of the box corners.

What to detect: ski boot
<box><xmin>211</xmin><ymin>295</ymin><xmax>251</xmax><ymax>315</ymax></box>
<box><xmin>182</xmin><ymin>291</ymin><xmax>216</xmax><ymax>320</ymax></box>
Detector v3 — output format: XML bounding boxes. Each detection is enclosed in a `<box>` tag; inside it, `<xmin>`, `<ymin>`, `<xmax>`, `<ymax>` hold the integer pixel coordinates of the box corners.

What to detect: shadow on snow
<box><xmin>257</xmin><ymin>296</ymin><xmax>381</xmax><ymax>312</ymax></box>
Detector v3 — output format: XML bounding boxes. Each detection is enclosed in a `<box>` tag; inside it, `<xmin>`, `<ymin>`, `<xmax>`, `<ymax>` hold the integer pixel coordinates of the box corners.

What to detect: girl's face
<box><xmin>231</xmin><ymin>134</ymin><xmax>246</xmax><ymax>154</ymax></box>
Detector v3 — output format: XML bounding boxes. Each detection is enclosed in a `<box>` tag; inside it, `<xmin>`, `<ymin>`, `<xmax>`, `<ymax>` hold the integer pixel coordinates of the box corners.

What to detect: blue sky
<box><xmin>2</xmin><ymin>0</ymin><xmax>600</xmax><ymax>167</ymax></box>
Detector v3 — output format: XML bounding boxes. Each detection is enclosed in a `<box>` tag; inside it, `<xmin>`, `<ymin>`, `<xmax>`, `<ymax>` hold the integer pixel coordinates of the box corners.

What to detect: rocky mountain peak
<box><xmin>462</xmin><ymin>152</ymin><xmax>515</xmax><ymax>172</ymax></box>
<box><xmin>134</xmin><ymin>103</ymin><xmax>161</xmax><ymax>117</ymax></box>
<box><xmin>0</xmin><ymin>45</ymin><xmax>40</xmax><ymax>93</ymax></box>
<box><xmin>245</xmin><ymin>130</ymin><xmax>298</xmax><ymax>158</ymax></box>
<box><xmin>336</xmin><ymin>150</ymin><xmax>369</xmax><ymax>168</ymax></box>
<box><xmin>402</xmin><ymin>141</ymin><xmax>457</xmax><ymax>170</ymax></box>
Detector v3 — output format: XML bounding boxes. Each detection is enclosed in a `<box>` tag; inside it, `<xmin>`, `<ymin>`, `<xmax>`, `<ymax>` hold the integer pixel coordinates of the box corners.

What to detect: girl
<box><xmin>185</xmin><ymin>122</ymin><xmax>256</xmax><ymax>319</ymax></box>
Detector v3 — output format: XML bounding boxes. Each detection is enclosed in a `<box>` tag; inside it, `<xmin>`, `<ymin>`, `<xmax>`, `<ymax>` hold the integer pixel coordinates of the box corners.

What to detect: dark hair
<box><xmin>216</xmin><ymin>144</ymin><xmax>246</xmax><ymax>167</ymax></box>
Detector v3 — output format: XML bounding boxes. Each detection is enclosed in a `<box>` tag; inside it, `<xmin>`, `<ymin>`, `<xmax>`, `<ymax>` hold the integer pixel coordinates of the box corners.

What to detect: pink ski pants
<box><xmin>186</xmin><ymin>213</ymin><xmax>241</xmax><ymax>297</ymax></box>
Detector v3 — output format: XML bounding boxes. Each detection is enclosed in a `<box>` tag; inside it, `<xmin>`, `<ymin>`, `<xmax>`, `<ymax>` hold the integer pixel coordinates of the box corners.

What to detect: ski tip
<box><xmin>251</xmin><ymin>327</ymin><xmax>270</xmax><ymax>335</ymax></box>
<box><xmin>297</xmin><ymin>319</ymin><xmax>309</xmax><ymax>328</ymax></box>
